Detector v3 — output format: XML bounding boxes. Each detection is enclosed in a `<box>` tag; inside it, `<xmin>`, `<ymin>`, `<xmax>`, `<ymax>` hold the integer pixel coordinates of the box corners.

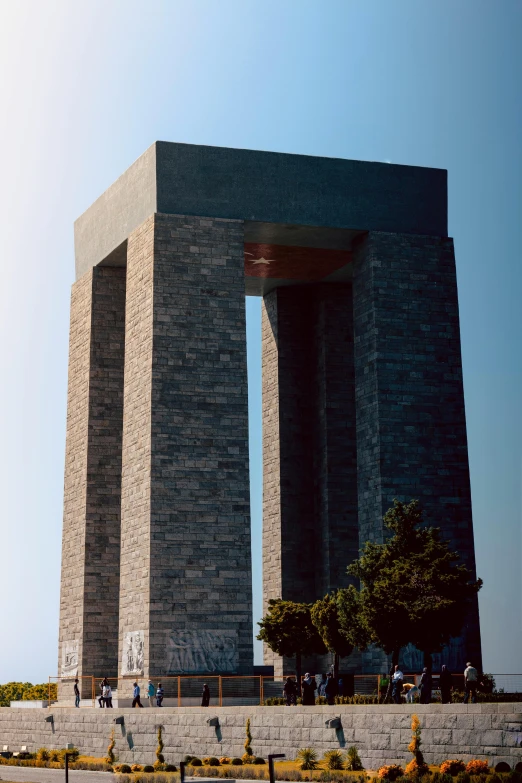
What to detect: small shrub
<box><xmin>456</xmin><ymin>772</ymin><xmax>471</xmax><ymax>783</ymax></box>
<box><xmin>405</xmin><ymin>759</ymin><xmax>430</xmax><ymax>777</ymax></box>
<box><xmin>245</xmin><ymin>717</ymin><xmax>253</xmax><ymax>758</ymax></box>
<box><xmin>113</xmin><ymin>765</ymin><xmax>122</xmax><ymax>772</ymax></box>
<box><xmin>440</xmin><ymin>761</ymin><xmax>466</xmax><ymax>777</ymax></box>
<box><xmin>184</xmin><ymin>756</ymin><xmax>195</xmax><ymax>763</ymax></box>
<box><xmin>143</xmin><ymin>764</ymin><xmax>155</xmax><ymax>773</ymax></box>
<box><xmin>49</xmin><ymin>750</ymin><xmax>61</xmax><ymax>763</ymax></box>
<box><xmin>495</xmin><ymin>763</ymin><xmax>511</xmax><ymax>773</ymax></box>
<box><xmin>323</xmin><ymin>751</ymin><xmax>344</xmax><ymax>771</ymax></box>
<box><xmin>220</xmin><ymin>757</ymin><xmax>232</xmax><ymax>765</ymax></box>
<box><xmin>466</xmin><ymin>762</ymin><xmax>489</xmax><ymax>775</ymax></box>
<box><xmin>131</xmin><ymin>764</ymin><xmax>143</xmax><ymax>772</ymax></box>
<box><xmin>254</xmin><ymin>757</ymin><xmax>266</xmax><ymax>765</ymax></box>
<box><xmin>190</xmin><ymin>758</ymin><xmax>203</xmax><ymax>767</ymax></box>
<box><xmin>154</xmin><ymin>761</ymin><xmax>166</xmax><ymax>771</ymax></box>
<box><xmin>488</xmin><ymin>775</ymin><xmax>502</xmax><ymax>783</ymax></box>
<box><xmin>242</xmin><ymin>753</ymin><xmax>255</xmax><ymax>764</ymax></box>
<box><xmin>231</xmin><ymin>758</ymin><xmax>243</xmax><ymax>766</ymax></box>
<box><xmin>296</xmin><ymin>748</ymin><xmax>319</xmax><ymax>771</ymax></box>
<box><xmin>61</xmin><ymin>748</ymin><xmax>80</xmax><ymax>763</ymax></box>
<box><xmin>119</xmin><ymin>764</ymin><xmax>132</xmax><ymax>773</ymax></box>
<box><xmin>165</xmin><ymin>764</ymin><xmax>177</xmax><ymax>772</ymax></box>
<box><xmin>345</xmin><ymin>747</ymin><xmax>364</xmax><ymax>772</ymax></box>
<box><xmin>36</xmin><ymin>748</ymin><xmax>50</xmax><ymax>762</ymax></box>
<box><xmin>207</xmin><ymin>758</ymin><xmax>221</xmax><ymax>767</ymax></box>
<box><xmin>377</xmin><ymin>765</ymin><xmax>405</xmax><ymax>781</ymax></box>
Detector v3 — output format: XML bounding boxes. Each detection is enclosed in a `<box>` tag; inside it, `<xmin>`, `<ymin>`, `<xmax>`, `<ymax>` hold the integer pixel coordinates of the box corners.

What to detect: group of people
<box><xmin>283</xmin><ymin>672</ymin><xmax>344</xmax><ymax>706</ymax></box>
<box><xmin>390</xmin><ymin>661</ymin><xmax>480</xmax><ymax>704</ymax></box>
<box><xmin>131</xmin><ymin>680</ymin><xmax>165</xmax><ymax>707</ymax></box>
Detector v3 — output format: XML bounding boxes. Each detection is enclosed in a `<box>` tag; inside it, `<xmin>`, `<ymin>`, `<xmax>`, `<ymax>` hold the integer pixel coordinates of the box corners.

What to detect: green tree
<box><xmin>257</xmin><ymin>599</ymin><xmax>326</xmax><ymax>691</ymax></box>
<box><xmin>311</xmin><ymin>589</ymin><xmax>367</xmax><ymax>679</ymax></box>
<box><xmin>348</xmin><ymin>499</ymin><xmax>482</xmax><ymax>699</ymax></box>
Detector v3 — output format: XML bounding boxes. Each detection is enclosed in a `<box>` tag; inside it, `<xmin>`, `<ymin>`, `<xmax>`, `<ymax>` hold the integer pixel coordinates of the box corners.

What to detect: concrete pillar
<box><xmin>58</xmin><ymin>266</ymin><xmax>126</xmax><ymax>691</ymax></box>
<box><xmin>118</xmin><ymin>213</ymin><xmax>253</xmax><ymax>689</ymax></box>
<box><xmin>352</xmin><ymin>231</ymin><xmax>482</xmax><ymax>672</ymax></box>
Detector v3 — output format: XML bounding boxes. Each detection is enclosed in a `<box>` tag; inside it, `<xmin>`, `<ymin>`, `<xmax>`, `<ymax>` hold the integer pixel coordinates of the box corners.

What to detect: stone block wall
<box><xmin>2</xmin><ymin>705</ymin><xmax>521</xmax><ymax>768</ymax></box>
<box><xmin>58</xmin><ymin>266</ymin><xmax>126</xmax><ymax>692</ymax></box>
<box><xmin>118</xmin><ymin>213</ymin><xmax>253</xmax><ymax>688</ymax></box>
<box><xmin>352</xmin><ymin>232</ymin><xmax>481</xmax><ymax>672</ymax></box>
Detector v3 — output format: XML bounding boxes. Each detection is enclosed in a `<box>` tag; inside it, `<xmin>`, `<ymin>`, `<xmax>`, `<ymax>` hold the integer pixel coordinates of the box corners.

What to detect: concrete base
<box><xmin>1</xmin><ymin>705</ymin><xmax>522</xmax><ymax>768</ymax></box>
<box><xmin>9</xmin><ymin>701</ymin><xmax>49</xmax><ymax>709</ymax></box>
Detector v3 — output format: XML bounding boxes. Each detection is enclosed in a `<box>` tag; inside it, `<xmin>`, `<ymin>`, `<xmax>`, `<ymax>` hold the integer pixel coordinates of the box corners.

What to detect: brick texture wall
<box><xmin>352</xmin><ymin>231</ymin><xmax>482</xmax><ymax>672</ymax></box>
<box><xmin>119</xmin><ymin>213</ymin><xmax>253</xmax><ymax>683</ymax></box>
<box><xmin>261</xmin><ymin>284</ymin><xmax>359</xmax><ymax>674</ymax></box>
<box><xmin>58</xmin><ymin>266</ymin><xmax>126</xmax><ymax>689</ymax></box>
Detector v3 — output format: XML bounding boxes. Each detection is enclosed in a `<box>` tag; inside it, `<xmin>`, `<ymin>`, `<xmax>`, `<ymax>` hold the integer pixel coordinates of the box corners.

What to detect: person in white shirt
<box><xmin>103</xmin><ymin>682</ymin><xmax>113</xmax><ymax>708</ymax></box>
<box><xmin>463</xmin><ymin>662</ymin><xmax>478</xmax><ymax>704</ymax></box>
<box><xmin>391</xmin><ymin>665</ymin><xmax>404</xmax><ymax>704</ymax></box>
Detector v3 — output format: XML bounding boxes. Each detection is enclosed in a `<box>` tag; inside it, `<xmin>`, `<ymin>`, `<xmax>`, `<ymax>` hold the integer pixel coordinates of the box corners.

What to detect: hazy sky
<box><xmin>0</xmin><ymin>0</ymin><xmax>521</xmax><ymax>683</ymax></box>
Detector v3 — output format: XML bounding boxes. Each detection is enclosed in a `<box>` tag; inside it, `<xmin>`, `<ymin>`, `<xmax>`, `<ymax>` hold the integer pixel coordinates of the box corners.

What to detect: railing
<box><xmin>46</xmin><ymin>673</ymin><xmax>520</xmax><ymax>708</ymax></box>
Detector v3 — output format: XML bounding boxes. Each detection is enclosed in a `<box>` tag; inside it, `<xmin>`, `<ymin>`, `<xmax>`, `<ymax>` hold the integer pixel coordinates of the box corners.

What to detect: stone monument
<box><xmin>58</xmin><ymin>142</ymin><xmax>482</xmax><ymax>686</ymax></box>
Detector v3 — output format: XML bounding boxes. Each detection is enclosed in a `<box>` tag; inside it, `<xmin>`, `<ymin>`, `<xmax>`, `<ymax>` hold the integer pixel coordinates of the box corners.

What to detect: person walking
<box><xmin>132</xmin><ymin>681</ymin><xmax>143</xmax><ymax>708</ymax></box>
<box><xmin>283</xmin><ymin>676</ymin><xmax>297</xmax><ymax>706</ymax></box>
<box><xmin>338</xmin><ymin>678</ymin><xmax>344</xmax><ymax>698</ymax></box>
<box><xmin>74</xmin><ymin>678</ymin><xmax>80</xmax><ymax>708</ymax></box>
<box><xmin>147</xmin><ymin>680</ymin><xmax>155</xmax><ymax>707</ymax></box>
<box><xmin>463</xmin><ymin>661</ymin><xmax>478</xmax><ymax>704</ymax></box>
<box><xmin>98</xmin><ymin>679</ymin><xmax>105</xmax><ymax>708</ymax></box>
<box><xmin>104</xmin><ymin>682</ymin><xmax>113</xmax><ymax>708</ymax></box>
<box><xmin>317</xmin><ymin>673</ymin><xmax>328</xmax><ymax>699</ymax></box>
<box><xmin>325</xmin><ymin>672</ymin><xmax>338</xmax><ymax>706</ymax></box>
<box><xmin>419</xmin><ymin>667</ymin><xmax>432</xmax><ymax>704</ymax></box>
<box><xmin>439</xmin><ymin>665</ymin><xmax>453</xmax><ymax>704</ymax></box>
<box><xmin>391</xmin><ymin>665</ymin><xmax>404</xmax><ymax>704</ymax></box>
<box><xmin>201</xmin><ymin>683</ymin><xmax>210</xmax><ymax>706</ymax></box>
<box><xmin>156</xmin><ymin>683</ymin><xmax>164</xmax><ymax>707</ymax></box>
<box><xmin>301</xmin><ymin>673</ymin><xmax>317</xmax><ymax>705</ymax></box>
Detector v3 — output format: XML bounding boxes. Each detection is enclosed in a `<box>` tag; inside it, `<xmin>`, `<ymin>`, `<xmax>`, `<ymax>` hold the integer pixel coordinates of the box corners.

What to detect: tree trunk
<box><xmin>384</xmin><ymin>649</ymin><xmax>400</xmax><ymax>704</ymax></box>
<box><xmin>334</xmin><ymin>653</ymin><xmax>340</xmax><ymax>682</ymax></box>
<box><xmin>295</xmin><ymin>652</ymin><xmax>302</xmax><ymax>697</ymax></box>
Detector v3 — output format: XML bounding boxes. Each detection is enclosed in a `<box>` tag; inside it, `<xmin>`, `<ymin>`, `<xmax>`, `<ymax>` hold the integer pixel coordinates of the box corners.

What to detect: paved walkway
<box><xmin>0</xmin><ymin>768</ymin><xmax>112</xmax><ymax>783</ymax></box>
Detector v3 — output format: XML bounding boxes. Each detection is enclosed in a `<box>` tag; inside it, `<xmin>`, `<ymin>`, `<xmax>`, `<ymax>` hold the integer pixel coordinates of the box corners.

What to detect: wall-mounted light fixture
<box><xmin>45</xmin><ymin>715</ymin><xmax>54</xmax><ymax>724</ymax></box>
<box><xmin>206</xmin><ymin>716</ymin><xmax>219</xmax><ymax>727</ymax></box>
<box><xmin>114</xmin><ymin>716</ymin><xmax>125</xmax><ymax>725</ymax></box>
<box><xmin>325</xmin><ymin>717</ymin><xmax>342</xmax><ymax>729</ymax></box>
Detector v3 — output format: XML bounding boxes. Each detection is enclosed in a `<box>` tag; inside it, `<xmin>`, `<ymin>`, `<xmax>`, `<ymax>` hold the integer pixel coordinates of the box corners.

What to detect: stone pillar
<box><xmin>58</xmin><ymin>266</ymin><xmax>126</xmax><ymax>692</ymax></box>
<box><xmin>118</xmin><ymin>213</ymin><xmax>253</xmax><ymax>687</ymax></box>
<box><xmin>352</xmin><ymin>231</ymin><xmax>482</xmax><ymax>672</ymax></box>
<box><xmin>261</xmin><ymin>284</ymin><xmax>359</xmax><ymax>674</ymax></box>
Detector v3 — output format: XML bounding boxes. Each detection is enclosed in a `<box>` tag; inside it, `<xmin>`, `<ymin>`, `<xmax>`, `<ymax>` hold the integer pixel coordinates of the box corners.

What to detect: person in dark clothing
<box><xmin>325</xmin><ymin>672</ymin><xmax>338</xmax><ymax>705</ymax></box>
<box><xmin>156</xmin><ymin>683</ymin><xmax>164</xmax><ymax>707</ymax></box>
<box><xmin>201</xmin><ymin>683</ymin><xmax>210</xmax><ymax>706</ymax></box>
<box><xmin>301</xmin><ymin>673</ymin><xmax>317</xmax><ymax>705</ymax></box>
<box><xmin>439</xmin><ymin>665</ymin><xmax>453</xmax><ymax>704</ymax></box>
<box><xmin>419</xmin><ymin>667</ymin><xmax>432</xmax><ymax>704</ymax></box>
<box><xmin>283</xmin><ymin>676</ymin><xmax>297</xmax><ymax>706</ymax></box>
<box><xmin>74</xmin><ymin>679</ymin><xmax>80</xmax><ymax>708</ymax></box>
<box><xmin>98</xmin><ymin>679</ymin><xmax>105</xmax><ymax>708</ymax></box>
<box><xmin>337</xmin><ymin>678</ymin><xmax>344</xmax><ymax>698</ymax></box>
<box><xmin>132</xmin><ymin>681</ymin><xmax>143</xmax><ymax>708</ymax></box>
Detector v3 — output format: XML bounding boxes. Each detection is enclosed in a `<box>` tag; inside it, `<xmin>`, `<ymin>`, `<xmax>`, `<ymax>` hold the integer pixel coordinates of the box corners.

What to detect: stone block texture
<box><xmin>118</xmin><ymin>213</ymin><xmax>253</xmax><ymax>684</ymax></box>
<box><xmin>58</xmin><ymin>266</ymin><xmax>126</xmax><ymax>689</ymax></box>
<box><xmin>352</xmin><ymin>231</ymin><xmax>481</xmax><ymax>672</ymax></box>
<box><xmin>2</xmin><ymin>704</ymin><xmax>521</xmax><ymax>767</ymax></box>
<box><xmin>262</xmin><ymin>284</ymin><xmax>358</xmax><ymax>674</ymax></box>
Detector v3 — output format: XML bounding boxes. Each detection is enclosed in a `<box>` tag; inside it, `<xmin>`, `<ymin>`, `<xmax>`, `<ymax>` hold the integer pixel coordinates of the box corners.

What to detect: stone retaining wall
<box><xmin>1</xmin><ymin>705</ymin><xmax>522</xmax><ymax>769</ymax></box>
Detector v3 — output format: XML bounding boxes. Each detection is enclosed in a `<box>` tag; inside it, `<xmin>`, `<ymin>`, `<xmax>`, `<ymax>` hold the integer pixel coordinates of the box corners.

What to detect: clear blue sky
<box><xmin>0</xmin><ymin>0</ymin><xmax>521</xmax><ymax>682</ymax></box>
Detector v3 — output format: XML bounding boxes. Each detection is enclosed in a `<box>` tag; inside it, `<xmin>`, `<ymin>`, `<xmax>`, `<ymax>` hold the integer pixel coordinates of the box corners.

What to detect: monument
<box><xmin>58</xmin><ymin>142</ymin><xmax>482</xmax><ymax>686</ymax></box>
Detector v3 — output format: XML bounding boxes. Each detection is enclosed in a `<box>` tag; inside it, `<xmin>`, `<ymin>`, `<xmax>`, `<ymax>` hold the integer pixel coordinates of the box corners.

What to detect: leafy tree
<box><xmin>348</xmin><ymin>499</ymin><xmax>482</xmax><ymax>699</ymax></box>
<box><xmin>257</xmin><ymin>599</ymin><xmax>326</xmax><ymax>690</ymax></box>
<box><xmin>311</xmin><ymin>589</ymin><xmax>368</xmax><ymax>679</ymax></box>
<box><xmin>0</xmin><ymin>682</ymin><xmax>57</xmax><ymax>707</ymax></box>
